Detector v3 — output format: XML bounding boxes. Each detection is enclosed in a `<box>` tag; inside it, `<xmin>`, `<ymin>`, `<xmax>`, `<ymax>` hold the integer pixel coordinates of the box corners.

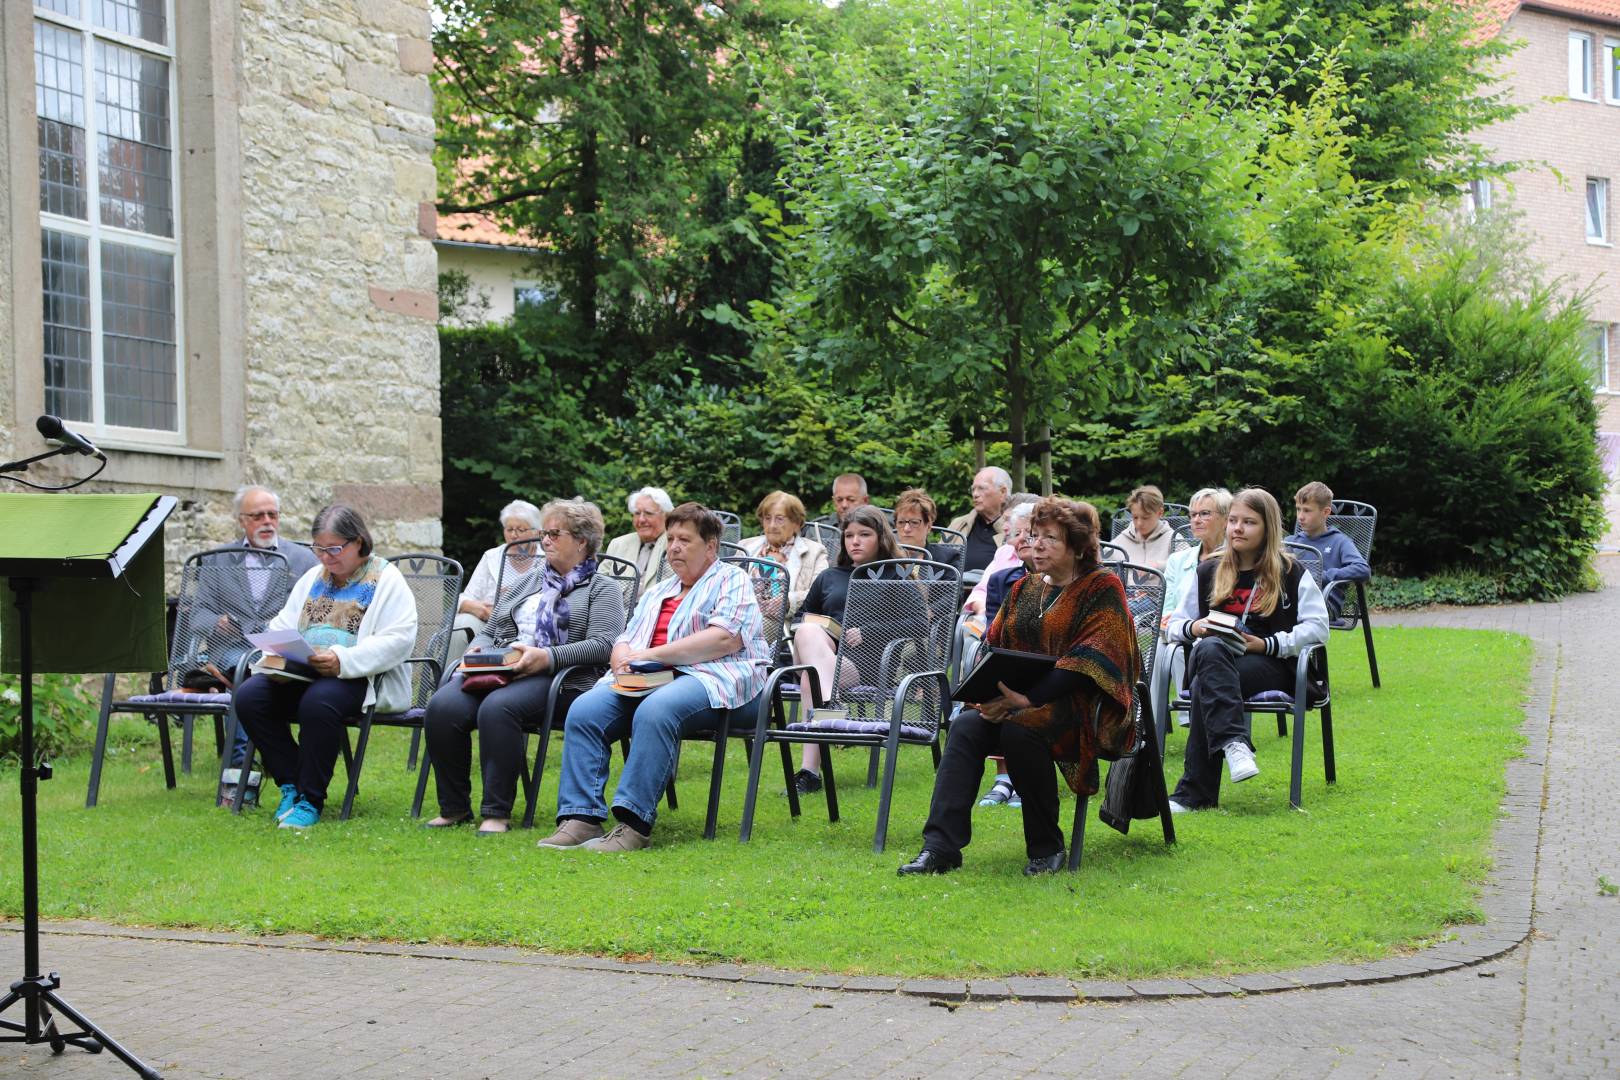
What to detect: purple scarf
<box><xmin>526</xmin><ymin>558</ymin><xmax>597</xmax><ymax>648</ymax></box>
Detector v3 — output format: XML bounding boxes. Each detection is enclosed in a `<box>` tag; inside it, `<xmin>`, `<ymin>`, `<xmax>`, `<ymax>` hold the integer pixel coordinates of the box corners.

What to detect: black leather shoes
<box><xmin>897</xmin><ymin>849</ymin><xmax>961</xmax><ymax>876</ymax></box>
<box><xmin>1022</xmin><ymin>850</ymin><xmax>1067</xmax><ymax>876</ymax></box>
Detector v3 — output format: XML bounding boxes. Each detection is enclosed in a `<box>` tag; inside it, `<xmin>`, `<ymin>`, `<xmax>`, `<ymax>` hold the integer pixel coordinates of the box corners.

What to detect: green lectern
<box><xmin>0</xmin><ymin>491</ymin><xmax>173</xmax><ymax>1079</ymax></box>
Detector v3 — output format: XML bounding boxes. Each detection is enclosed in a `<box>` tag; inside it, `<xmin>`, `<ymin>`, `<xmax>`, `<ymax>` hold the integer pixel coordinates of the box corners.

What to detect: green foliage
<box><xmin>764</xmin><ymin>0</ymin><xmax>1283</xmax><ymax>489</ymax></box>
<box><xmin>0</xmin><ymin>672</ymin><xmax>99</xmax><ymax>763</ymax></box>
<box><xmin>2</xmin><ymin>628</ymin><xmax>1528</xmax><ymax>979</ymax></box>
<box><xmin>1367</xmin><ymin>571</ymin><xmax>1511</xmax><ymax>610</ymax></box>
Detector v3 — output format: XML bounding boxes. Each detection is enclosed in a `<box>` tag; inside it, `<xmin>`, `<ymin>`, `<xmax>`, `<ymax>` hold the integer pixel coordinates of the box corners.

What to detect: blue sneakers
<box><xmin>274</xmin><ymin>784</ymin><xmax>299</xmax><ymax>821</ymax></box>
<box><xmin>278</xmin><ymin>798</ymin><xmax>320</xmax><ymax>830</ymax></box>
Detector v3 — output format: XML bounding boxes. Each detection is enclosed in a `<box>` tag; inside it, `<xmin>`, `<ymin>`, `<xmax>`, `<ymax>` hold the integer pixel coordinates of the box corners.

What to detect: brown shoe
<box><xmin>537</xmin><ymin>818</ymin><xmax>603</xmax><ymax>849</ymax></box>
<box><xmin>580</xmin><ymin>823</ymin><xmax>651</xmax><ymax>853</ymax></box>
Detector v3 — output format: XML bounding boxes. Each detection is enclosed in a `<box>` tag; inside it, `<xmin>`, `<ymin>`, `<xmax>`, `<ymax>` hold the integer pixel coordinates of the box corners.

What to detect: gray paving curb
<box><xmin>0</xmin><ymin>619</ymin><xmax>1548</xmax><ymax>1008</ymax></box>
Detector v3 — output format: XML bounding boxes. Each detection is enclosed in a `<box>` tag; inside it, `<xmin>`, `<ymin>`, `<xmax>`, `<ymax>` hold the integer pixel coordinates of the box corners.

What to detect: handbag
<box><xmin>1098</xmin><ymin>706</ymin><xmax>1157</xmax><ymax>834</ymax></box>
<box><xmin>460</xmin><ymin>672</ymin><xmax>512</xmax><ymax>696</ymax></box>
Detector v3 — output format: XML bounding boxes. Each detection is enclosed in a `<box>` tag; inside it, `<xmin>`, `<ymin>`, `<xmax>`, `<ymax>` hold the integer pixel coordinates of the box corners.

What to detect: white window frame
<box><xmin>1465</xmin><ymin>178</ymin><xmax>1492</xmax><ymax>221</ymax></box>
<box><xmin>1595</xmin><ymin>324</ymin><xmax>1613</xmax><ymax>393</ymax></box>
<box><xmin>1587</xmin><ymin>177</ymin><xmax>1609</xmax><ymax>244</ymax></box>
<box><xmin>1572</xmin><ymin>32</ymin><xmax>1596</xmax><ymax>100</ymax></box>
<box><xmin>34</xmin><ymin>1</ymin><xmax>185</xmax><ymax>446</ymax></box>
<box><xmin>1605</xmin><ymin>38</ymin><xmax>1620</xmax><ymax>103</ymax></box>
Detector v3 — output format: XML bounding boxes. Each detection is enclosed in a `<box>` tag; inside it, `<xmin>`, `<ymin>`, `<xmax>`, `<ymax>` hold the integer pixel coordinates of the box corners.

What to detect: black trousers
<box><xmin>1172</xmin><ymin>639</ymin><xmax>1292</xmax><ymax>809</ymax></box>
<box><xmin>921</xmin><ymin>710</ymin><xmax>1064</xmax><ymax>861</ymax></box>
<box><xmin>233</xmin><ymin>674</ymin><xmax>368</xmax><ymax>811</ymax></box>
<box><xmin>423</xmin><ymin>674</ymin><xmax>575</xmax><ymax>819</ymax></box>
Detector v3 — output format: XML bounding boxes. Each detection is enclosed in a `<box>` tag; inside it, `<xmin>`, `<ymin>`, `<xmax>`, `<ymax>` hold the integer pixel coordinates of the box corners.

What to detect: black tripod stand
<box><xmin>1</xmin><ymin>581</ymin><xmax>161</xmax><ymax>1079</ymax></box>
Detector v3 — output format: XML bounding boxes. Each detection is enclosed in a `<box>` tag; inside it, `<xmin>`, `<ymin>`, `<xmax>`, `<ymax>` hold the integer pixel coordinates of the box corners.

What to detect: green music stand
<box><xmin>0</xmin><ymin>491</ymin><xmax>173</xmax><ymax>1079</ymax></box>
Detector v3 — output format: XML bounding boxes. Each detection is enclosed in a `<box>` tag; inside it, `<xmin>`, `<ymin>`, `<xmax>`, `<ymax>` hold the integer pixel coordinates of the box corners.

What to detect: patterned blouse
<box><xmin>298</xmin><ymin>555</ymin><xmax>388</xmax><ymax>650</ymax></box>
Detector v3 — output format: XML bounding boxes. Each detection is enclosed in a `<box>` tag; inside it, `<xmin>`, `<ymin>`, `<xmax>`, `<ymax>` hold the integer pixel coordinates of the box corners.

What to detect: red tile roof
<box><xmin>435</xmin><ymin>211</ymin><xmax>540</xmax><ymax>250</ymax></box>
<box><xmin>1477</xmin><ymin>0</ymin><xmax>1620</xmax><ymax>35</ymax></box>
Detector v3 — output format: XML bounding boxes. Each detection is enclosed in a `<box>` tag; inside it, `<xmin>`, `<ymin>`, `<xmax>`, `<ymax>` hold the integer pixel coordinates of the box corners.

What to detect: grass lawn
<box><xmin>0</xmin><ymin>626</ymin><xmax>1528</xmax><ymax>980</ymax></box>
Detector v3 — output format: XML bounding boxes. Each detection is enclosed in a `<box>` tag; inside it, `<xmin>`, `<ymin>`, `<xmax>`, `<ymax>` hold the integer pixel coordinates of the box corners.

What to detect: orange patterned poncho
<box><xmin>985</xmin><ymin>567</ymin><xmax>1141</xmax><ymax>796</ymax></box>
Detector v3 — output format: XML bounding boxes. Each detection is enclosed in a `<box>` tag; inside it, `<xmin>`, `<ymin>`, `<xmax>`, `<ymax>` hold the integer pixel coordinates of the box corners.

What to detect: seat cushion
<box><xmin>125</xmin><ymin>690</ymin><xmax>232</xmax><ymax>706</ymax></box>
<box><xmin>786</xmin><ymin>717</ymin><xmax>933</xmax><ymax>741</ymax></box>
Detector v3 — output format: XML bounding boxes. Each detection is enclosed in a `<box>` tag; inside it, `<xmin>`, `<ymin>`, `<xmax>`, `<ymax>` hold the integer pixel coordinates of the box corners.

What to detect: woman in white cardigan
<box><xmin>233</xmin><ymin>504</ymin><xmax>418</xmax><ymax>830</ymax></box>
<box><xmin>738</xmin><ymin>490</ymin><xmax>828</xmax><ymax>617</ymax></box>
<box><xmin>449</xmin><ymin>500</ymin><xmax>541</xmax><ymax>665</ymax></box>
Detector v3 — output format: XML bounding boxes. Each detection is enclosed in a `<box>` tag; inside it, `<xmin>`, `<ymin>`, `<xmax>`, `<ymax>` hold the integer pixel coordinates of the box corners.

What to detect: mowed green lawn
<box><xmin>0</xmin><ymin>626</ymin><xmax>1528</xmax><ymax>980</ymax></box>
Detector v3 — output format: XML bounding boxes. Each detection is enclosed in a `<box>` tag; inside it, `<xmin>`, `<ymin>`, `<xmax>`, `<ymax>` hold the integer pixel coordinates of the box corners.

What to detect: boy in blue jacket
<box><xmin>1290</xmin><ymin>482</ymin><xmax>1370</xmax><ymax>619</ymax></box>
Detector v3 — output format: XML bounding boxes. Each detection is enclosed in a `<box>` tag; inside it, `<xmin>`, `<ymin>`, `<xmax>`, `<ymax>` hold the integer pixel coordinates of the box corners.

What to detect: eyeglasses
<box><xmin>312</xmin><ymin>539</ymin><xmax>354</xmax><ymax>558</ymax></box>
<box><xmin>895</xmin><ymin>518</ymin><xmax>925</xmax><ymax>529</ymax></box>
<box><xmin>1029</xmin><ymin>535</ymin><xmax>1065</xmax><ymax>548</ymax></box>
<box><xmin>240</xmin><ymin>510</ymin><xmax>279</xmax><ymax>522</ymax></box>
<box><xmin>1190</xmin><ymin>510</ymin><xmax>1216</xmax><ymax>519</ymax></box>
<box><xmin>539</xmin><ymin>529</ymin><xmax>569</xmax><ymax>541</ymax></box>
<box><xmin>760</xmin><ymin>514</ymin><xmax>795</xmax><ymax>526</ymax></box>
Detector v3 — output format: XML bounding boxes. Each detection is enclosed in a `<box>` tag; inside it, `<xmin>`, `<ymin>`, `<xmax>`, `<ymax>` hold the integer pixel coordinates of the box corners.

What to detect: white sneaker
<box><xmin>1224</xmin><ymin>740</ymin><xmax>1259</xmax><ymax>783</ymax></box>
<box><xmin>1168</xmin><ymin>799</ymin><xmax>1194</xmax><ymax>815</ymax></box>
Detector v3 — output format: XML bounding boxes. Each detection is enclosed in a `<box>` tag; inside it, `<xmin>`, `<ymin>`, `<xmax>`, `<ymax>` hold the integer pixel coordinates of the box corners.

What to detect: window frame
<box><xmin>34</xmin><ymin>0</ymin><xmax>186</xmax><ymax>446</ymax></box>
<box><xmin>1592</xmin><ymin>324</ymin><xmax>1612</xmax><ymax>393</ymax></box>
<box><xmin>1605</xmin><ymin>37</ymin><xmax>1620</xmax><ymax>104</ymax></box>
<box><xmin>1572</xmin><ymin>31</ymin><xmax>1596</xmax><ymax>100</ymax></box>
<box><xmin>1587</xmin><ymin>177</ymin><xmax>1609</xmax><ymax>245</ymax></box>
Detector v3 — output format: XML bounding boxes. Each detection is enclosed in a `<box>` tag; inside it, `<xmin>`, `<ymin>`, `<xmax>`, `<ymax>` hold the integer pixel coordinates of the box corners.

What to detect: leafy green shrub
<box><xmin>1366</xmin><ymin>571</ymin><xmax>1509</xmax><ymax>610</ymax></box>
<box><xmin>0</xmin><ymin>672</ymin><xmax>100</xmax><ymax>763</ymax></box>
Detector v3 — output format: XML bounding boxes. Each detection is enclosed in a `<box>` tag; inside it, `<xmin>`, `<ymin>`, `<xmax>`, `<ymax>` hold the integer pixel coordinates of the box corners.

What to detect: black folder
<box><xmin>950</xmin><ymin>646</ymin><xmax>1058</xmax><ymax>703</ymax></box>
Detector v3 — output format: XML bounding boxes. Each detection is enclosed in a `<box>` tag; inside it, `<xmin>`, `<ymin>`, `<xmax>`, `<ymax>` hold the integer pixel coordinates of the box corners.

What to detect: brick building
<box><xmin>1475</xmin><ymin>0</ymin><xmax>1620</xmax><ymax>541</ymax></box>
<box><xmin>1</xmin><ymin>0</ymin><xmax>443</xmax><ymax>564</ymax></box>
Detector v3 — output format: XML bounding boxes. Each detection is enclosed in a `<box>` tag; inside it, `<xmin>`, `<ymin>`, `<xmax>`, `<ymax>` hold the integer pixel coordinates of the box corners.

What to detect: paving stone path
<box><xmin>4</xmin><ymin>562</ymin><xmax>1617</xmax><ymax>1079</ymax></box>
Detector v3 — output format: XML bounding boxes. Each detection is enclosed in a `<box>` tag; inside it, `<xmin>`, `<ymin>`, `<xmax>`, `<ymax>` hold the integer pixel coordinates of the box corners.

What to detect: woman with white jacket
<box><xmin>233</xmin><ymin>504</ymin><xmax>418</xmax><ymax>829</ymax></box>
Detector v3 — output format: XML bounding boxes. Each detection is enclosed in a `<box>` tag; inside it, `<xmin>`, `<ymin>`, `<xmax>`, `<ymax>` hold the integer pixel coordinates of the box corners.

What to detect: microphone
<box><xmin>36</xmin><ymin>414</ymin><xmax>105</xmax><ymax>459</ymax></box>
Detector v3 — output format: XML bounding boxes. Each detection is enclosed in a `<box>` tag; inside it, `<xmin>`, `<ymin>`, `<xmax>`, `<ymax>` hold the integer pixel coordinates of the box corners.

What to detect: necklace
<box><xmin>1039</xmin><ymin>575</ymin><xmax>1070</xmax><ymax>615</ymax></box>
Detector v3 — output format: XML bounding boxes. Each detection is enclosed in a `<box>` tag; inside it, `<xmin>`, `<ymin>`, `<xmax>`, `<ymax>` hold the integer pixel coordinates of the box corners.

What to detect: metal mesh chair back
<box><xmin>169</xmin><ymin>546</ymin><xmax>295</xmax><ymax>686</ymax></box>
<box><xmin>800</xmin><ymin>520</ymin><xmax>843</xmax><ymax>567</ymax></box>
<box><xmin>877</xmin><ymin>506</ymin><xmax>896</xmax><ymax>525</ymax></box>
<box><xmin>1329</xmin><ymin>500</ymin><xmax>1377</xmax><ymax>561</ymax></box>
<box><xmin>899</xmin><ymin>543</ymin><xmax>927</xmax><ymax>560</ymax></box>
<box><xmin>827</xmin><ymin>559</ymin><xmax>959</xmax><ymax>738</ymax></box>
<box><xmin>595</xmin><ymin>553</ymin><xmax>641</xmax><ymax>611</ymax></box>
<box><xmin>723</xmin><ymin>555</ymin><xmax>792</xmax><ymax>645</ymax></box>
<box><xmin>485</xmin><ymin>539</ymin><xmax>546</xmax><ymax>645</ymax></box>
<box><xmin>1099</xmin><ymin>540</ymin><xmax>1127</xmax><ymax>563</ymax></box>
<box><xmin>925</xmin><ymin>526</ymin><xmax>967</xmax><ymax>574</ymax></box>
<box><xmin>1283</xmin><ymin>541</ymin><xmax>1325</xmax><ymax>582</ymax></box>
<box><xmin>1101</xmin><ymin>562</ymin><xmax>1165</xmax><ymax>685</ymax></box>
<box><xmin>1110</xmin><ymin>503</ymin><xmax>1191</xmax><ymax>540</ymax></box>
<box><xmin>388</xmin><ymin>554</ymin><xmax>464</xmax><ymax>710</ymax></box>
<box><xmin>719</xmin><ymin>539</ymin><xmax>746</xmax><ymax>559</ymax></box>
<box><xmin>715</xmin><ymin>511</ymin><xmax>743</xmax><ymax>545</ymax></box>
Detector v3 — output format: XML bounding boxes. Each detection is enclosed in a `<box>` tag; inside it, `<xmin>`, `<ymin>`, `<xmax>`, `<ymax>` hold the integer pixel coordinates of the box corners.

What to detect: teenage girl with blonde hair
<box><xmin>1163</xmin><ymin>487</ymin><xmax>1328</xmax><ymax>812</ymax></box>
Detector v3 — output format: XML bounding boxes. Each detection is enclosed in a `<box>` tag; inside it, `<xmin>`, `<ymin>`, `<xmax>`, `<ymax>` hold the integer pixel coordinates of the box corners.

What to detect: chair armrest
<box><xmin>1293</xmin><ymin>643</ymin><xmax>1321</xmax><ymax>704</ymax></box>
<box><xmin>876</xmin><ymin>635</ymin><xmax>922</xmax><ymax>696</ymax></box>
<box><xmin>753</xmin><ymin>663</ymin><xmax>819</xmax><ymax>739</ymax></box>
<box><xmin>892</xmin><ymin>669</ymin><xmax>949</xmax><ymax>730</ymax></box>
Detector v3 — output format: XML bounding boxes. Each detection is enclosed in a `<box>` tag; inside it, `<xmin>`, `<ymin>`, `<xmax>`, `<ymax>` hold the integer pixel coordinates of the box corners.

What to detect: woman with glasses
<box><xmin>422</xmin><ymin>498</ymin><xmax>626</xmax><ymax>835</ymax></box>
<box><xmin>900</xmin><ymin>498</ymin><xmax>1139</xmax><ymax>876</ymax></box>
<box><xmin>890</xmin><ymin>488</ymin><xmax>957</xmax><ymax>566</ymax></box>
<box><xmin>450</xmin><ymin>500</ymin><xmax>542</xmax><ymax>665</ymax></box>
<box><xmin>738</xmin><ymin>490</ymin><xmax>828</xmax><ymax>616</ymax></box>
<box><xmin>1155</xmin><ymin>488</ymin><xmax>1233</xmax><ymax>727</ymax></box>
<box><xmin>232</xmin><ymin>504</ymin><xmax>419</xmax><ymax>830</ymax></box>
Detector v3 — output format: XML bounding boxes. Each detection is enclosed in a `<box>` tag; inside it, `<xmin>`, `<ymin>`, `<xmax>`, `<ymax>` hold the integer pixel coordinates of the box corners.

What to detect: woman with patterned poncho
<box><xmin>899</xmin><ymin>498</ymin><xmax>1140</xmax><ymax>877</ymax></box>
<box><xmin>233</xmin><ymin>504</ymin><xmax>418</xmax><ymax>830</ymax></box>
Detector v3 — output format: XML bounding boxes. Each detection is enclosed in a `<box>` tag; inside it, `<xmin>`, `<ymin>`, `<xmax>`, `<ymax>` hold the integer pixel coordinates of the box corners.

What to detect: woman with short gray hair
<box><xmin>423</xmin><ymin>497</ymin><xmax>626</xmax><ymax>834</ymax></box>
<box><xmin>451</xmin><ymin>500</ymin><xmax>544</xmax><ymax>665</ymax></box>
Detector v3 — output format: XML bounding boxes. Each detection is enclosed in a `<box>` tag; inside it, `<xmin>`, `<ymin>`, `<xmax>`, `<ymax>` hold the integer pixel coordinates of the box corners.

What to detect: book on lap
<box><xmin>612</xmin><ymin>664</ymin><xmax>675</xmax><ymax>697</ymax></box>
<box><xmin>800</xmin><ymin>612</ymin><xmax>842</xmax><ymax>640</ymax></box>
<box><xmin>250</xmin><ymin>653</ymin><xmax>317</xmax><ymax>684</ymax></box>
<box><xmin>949</xmin><ymin>646</ymin><xmax>1058</xmax><ymax>703</ymax></box>
<box><xmin>1203</xmin><ymin>611</ymin><xmax>1246</xmax><ymax>642</ymax></box>
<box><xmin>459</xmin><ymin>648</ymin><xmax>523</xmax><ymax>674</ymax></box>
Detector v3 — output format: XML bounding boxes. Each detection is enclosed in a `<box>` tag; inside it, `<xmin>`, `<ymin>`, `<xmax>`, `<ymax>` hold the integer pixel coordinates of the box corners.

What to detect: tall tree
<box><xmin>763</xmin><ymin>0</ymin><xmax>1282</xmax><ymax>490</ymax></box>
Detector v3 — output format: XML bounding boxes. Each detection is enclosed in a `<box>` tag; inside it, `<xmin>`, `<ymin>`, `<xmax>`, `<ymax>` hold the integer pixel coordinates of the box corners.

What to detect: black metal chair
<box><xmin>86</xmin><ymin>546</ymin><xmax>293</xmax><ymax>807</ymax></box>
<box><xmin>800</xmin><ymin>520</ymin><xmax>842</xmax><ymax>568</ymax></box>
<box><xmin>715</xmin><ymin>510</ymin><xmax>744</xmax><ymax>546</ymax></box>
<box><xmin>739</xmin><ymin>559</ymin><xmax>959</xmax><ymax>851</ymax></box>
<box><xmin>1069</xmin><ymin>680</ymin><xmax>1175</xmax><ymax>870</ymax></box>
<box><xmin>1328</xmin><ymin>499</ymin><xmax>1380</xmax><ymax>687</ymax></box>
<box><xmin>1153</xmin><ymin>556</ymin><xmax>1338</xmax><ymax>811</ymax></box>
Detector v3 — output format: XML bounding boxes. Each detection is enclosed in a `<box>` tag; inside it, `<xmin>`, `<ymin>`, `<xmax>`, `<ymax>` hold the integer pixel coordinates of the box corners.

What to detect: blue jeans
<box><xmin>555</xmin><ymin>674</ymin><xmax>730</xmax><ymax>832</ymax></box>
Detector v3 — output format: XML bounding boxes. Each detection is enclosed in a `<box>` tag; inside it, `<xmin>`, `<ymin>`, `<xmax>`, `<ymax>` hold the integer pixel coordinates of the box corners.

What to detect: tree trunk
<box><xmin>576</xmin><ymin>28</ymin><xmax>600</xmax><ymax>335</ymax></box>
<box><xmin>1037</xmin><ymin>422</ymin><xmax>1052</xmax><ymax>496</ymax></box>
<box><xmin>1006</xmin><ymin>347</ymin><xmax>1027</xmax><ymax>493</ymax></box>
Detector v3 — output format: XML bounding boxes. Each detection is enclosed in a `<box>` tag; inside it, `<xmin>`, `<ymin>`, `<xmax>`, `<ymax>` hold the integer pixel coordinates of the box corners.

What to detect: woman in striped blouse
<box><xmin>539</xmin><ymin>503</ymin><xmax>770</xmax><ymax>852</ymax></box>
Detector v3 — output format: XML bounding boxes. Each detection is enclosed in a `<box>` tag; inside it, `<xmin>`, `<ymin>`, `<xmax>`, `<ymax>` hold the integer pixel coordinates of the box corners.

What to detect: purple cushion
<box><xmin>126</xmin><ymin>690</ymin><xmax>232</xmax><ymax>706</ymax></box>
<box><xmin>1248</xmin><ymin>690</ymin><xmax>1296</xmax><ymax>704</ymax></box>
<box><xmin>786</xmin><ymin>717</ymin><xmax>933</xmax><ymax>741</ymax></box>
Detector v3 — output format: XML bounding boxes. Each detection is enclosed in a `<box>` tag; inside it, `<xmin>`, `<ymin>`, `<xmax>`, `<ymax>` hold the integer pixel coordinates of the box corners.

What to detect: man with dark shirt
<box><xmin>947</xmin><ymin>466</ymin><xmax>1012</xmax><ymax>573</ymax></box>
